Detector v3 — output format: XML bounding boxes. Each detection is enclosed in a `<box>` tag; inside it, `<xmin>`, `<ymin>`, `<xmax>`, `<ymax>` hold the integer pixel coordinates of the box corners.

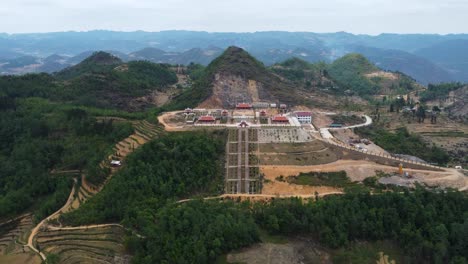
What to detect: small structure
<box><xmin>272</xmin><ymin>115</ymin><xmax>289</xmax><ymax>124</ymax></box>
<box><xmin>280</xmin><ymin>104</ymin><xmax>287</xmax><ymax>109</ymax></box>
<box><xmin>259</xmin><ymin>110</ymin><xmax>267</xmax><ymax>117</ymax></box>
<box><xmin>270</xmin><ymin>103</ymin><xmax>277</xmax><ymax>108</ymax></box>
<box><xmin>198</xmin><ymin>116</ymin><xmax>216</xmax><ymax>123</ymax></box>
<box><xmin>110</xmin><ymin>160</ymin><xmax>122</xmax><ymax>167</ymax></box>
<box><xmin>238</xmin><ymin>121</ymin><xmax>249</xmax><ymax>127</ymax></box>
<box><xmin>253</xmin><ymin>102</ymin><xmax>270</xmax><ymax>108</ymax></box>
<box><xmin>295</xmin><ymin>111</ymin><xmax>312</xmax><ymax>124</ymax></box>
<box><xmin>236</xmin><ymin>103</ymin><xmax>253</xmax><ymax>109</ymax></box>
<box><xmin>185</xmin><ymin>108</ymin><xmax>193</xmax><ymax>114</ymax></box>
<box><xmin>329</xmin><ymin>123</ymin><xmax>343</xmax><ymax>128</ymax></box>
<box><xmin>221</xmin><ymin>110</ymin><xmax>229</xmax><ymax>117</ymax></box>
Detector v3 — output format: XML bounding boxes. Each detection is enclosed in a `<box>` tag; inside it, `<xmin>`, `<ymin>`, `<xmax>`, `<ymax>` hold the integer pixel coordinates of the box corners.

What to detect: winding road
<box><xmin>320</xmin><ymin>115</ymin><xmax>372</xmax><ymax>139</ymax></box>
<box><xmin>27</xmin><ymin>178</ymin><xmax>77</xmax><ymax>260</ymax></box>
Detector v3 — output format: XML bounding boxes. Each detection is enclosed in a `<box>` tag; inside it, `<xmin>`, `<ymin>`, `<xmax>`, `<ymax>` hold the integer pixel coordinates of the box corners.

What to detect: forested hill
<box><xmin>55</xmin><ymin>51</ymin><xmax>123</xmax><ymax>80</ymax></box>
<box><xmin>0</xmin><ymin>52</ymin><xmax>178</xmax><ymax>110</ymax></box>
<box><xmin>270</xmin><ymin>55</ymin><xmax>421</xmax><ymax>99</ymax></box>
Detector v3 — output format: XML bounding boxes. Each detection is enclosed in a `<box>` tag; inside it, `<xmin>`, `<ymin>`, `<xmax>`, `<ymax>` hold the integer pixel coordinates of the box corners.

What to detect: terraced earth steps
<box><xmin>133</xmin><ymin>126</ymin><xmax>158</xmax><ymax>138</ymax></box>
<box><xmin>134</xmin><ymin>130</ymin><xmax>152</xmax><ymax>141</ymax></box>
<box><xmin>28</xmin><ymin>119</ymin><xmax>162</xmax><ymax>263</ymax></box>
<box><xmin>0</xmin><ymin>214</ymin><xmax>33</xmax><ymax>255</ymax></box>
<box><xmin>36</xmin><ymin>226</ymin><xmax>127</xmax><ymax>264</ymax></box>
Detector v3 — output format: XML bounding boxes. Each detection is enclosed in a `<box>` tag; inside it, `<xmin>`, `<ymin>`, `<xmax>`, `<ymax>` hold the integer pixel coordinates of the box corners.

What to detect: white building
<box><xmin>295</xmin><ymin>111</ymin><xmax>312</xmax><ymax>124</ymax></box>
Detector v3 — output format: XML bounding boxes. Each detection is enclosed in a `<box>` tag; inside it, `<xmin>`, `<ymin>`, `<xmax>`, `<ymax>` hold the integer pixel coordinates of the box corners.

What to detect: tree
<box><xmin>417</xmin><ymin>105</ymin><xmax>426</xmax><ymax>123</ymax></box>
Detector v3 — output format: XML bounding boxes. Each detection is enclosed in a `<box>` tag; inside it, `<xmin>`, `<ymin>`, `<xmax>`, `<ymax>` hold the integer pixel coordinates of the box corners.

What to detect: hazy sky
<box><xmin>1</xmin><ymin>0</ymin><xmax>467</xmax><ymax>34</ymax></box>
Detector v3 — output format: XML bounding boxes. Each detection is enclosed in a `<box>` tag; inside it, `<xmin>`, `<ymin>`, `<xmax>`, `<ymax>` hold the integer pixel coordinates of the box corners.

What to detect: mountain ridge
<box><xmin>2</xmin><ymin>31</ymin><xmax>466</xmax><ymax>84</ymax></box>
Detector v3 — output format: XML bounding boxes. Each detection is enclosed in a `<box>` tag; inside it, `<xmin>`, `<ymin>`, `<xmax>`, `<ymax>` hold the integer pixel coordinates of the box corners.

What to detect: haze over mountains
<box><xmin>1</xmin><ymin>30</ymin><xmax>468</xmax><ymax>84</ymax></box>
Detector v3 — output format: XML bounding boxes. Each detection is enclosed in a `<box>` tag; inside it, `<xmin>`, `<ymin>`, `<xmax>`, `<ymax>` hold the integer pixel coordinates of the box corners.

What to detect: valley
<box><xmin>0</xmin><ymin>45</ymin><xmax>467</xmax><ymax>264</ymax></box>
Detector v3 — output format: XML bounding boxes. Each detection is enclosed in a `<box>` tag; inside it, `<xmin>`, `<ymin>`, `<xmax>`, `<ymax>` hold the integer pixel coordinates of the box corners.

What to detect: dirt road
<box><xmin>176</xmin><ymin>192</ymin><xmax>344</xmax><ymax>204</ymax></box>
<box><xmin>27</xmin><ymin>178</ymin><xmax>77</xmax><ymax>260</ymax></box>
<box><xmin>158</xmin><ymin>111</ymin><xmax>189</xmax><ymax>131</ymax></box>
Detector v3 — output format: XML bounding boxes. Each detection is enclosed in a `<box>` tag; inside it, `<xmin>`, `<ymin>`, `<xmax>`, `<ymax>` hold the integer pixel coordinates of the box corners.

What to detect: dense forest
<box><xmin>61</xmin><ymin>131</ymin><xmax>226</xmax><ymax>226</ymax></box>
<box><xmin>2</xmin><ymin>48</ymin><xmax>467</xmax><ymax>264</ymax></box>
<box><xmin>0</xmin><ymin>97</ymin><xmax>133</xmax><ymax>220</ymax></box>
<box><xmin>0</xmin><ymin>52</ymin><xmax>178</xmax><ymax>110</ymax></box>
<box><xmin>419</xmin><ymin>82</ymin><xmax>466</xmax><ymax>102</ymax></box>
<box><xmin>133</xmin><ymin>190</ymin><xmax>468</xmax><ymax>263</ymax></box>
<box><xmin>57</xmin><ymin>129</ymin><xmax>468</xmax><ymax>264</ymax></box>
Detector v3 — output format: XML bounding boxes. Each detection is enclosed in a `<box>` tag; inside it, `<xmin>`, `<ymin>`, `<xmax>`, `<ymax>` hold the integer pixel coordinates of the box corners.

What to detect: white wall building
<box><xmin>295</xmin><ymin>111</ymin><xmax>312</xmax><ymax>124</ymax></box>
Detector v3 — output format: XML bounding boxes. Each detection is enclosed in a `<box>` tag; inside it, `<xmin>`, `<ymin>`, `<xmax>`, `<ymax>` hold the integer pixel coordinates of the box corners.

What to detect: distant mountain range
<box><xmin>1</xmin><ymin>30</ymin><xmax>467</xmax><ymax>84</ymax></box>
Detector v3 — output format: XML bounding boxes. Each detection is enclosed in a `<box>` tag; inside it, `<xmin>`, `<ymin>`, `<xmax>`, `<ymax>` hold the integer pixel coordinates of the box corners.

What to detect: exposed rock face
<box><xmin>198</xmin><ymin>46</ymin><xmax>297</xmax><ymax>108</ymax></box>
<box><xmin>200</xmin><ymin>73</ymin><xmax>274</xmax><ymax>108</ymax></box>
<box><xmin>447</xmin><ymin>86</ymin><xmax>468</xmax><ymax>122</ymax></box>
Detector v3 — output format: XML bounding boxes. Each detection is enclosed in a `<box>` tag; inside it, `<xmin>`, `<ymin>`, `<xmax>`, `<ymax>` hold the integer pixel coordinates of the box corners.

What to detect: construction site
<box><xmin>159</xmin><ymin>108</ymin><xmax>468</xmax><ymax>197</ymax></box>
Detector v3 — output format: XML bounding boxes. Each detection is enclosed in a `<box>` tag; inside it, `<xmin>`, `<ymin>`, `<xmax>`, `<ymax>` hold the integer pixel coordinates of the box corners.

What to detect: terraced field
<box><xmin>0</xmin><ymin>214</ymin><xmax>33</xmax><ymax>255</ymax></box>
<box><xmin>110</xmin><ymin>120</ymin><xmax>164</xmax><ymax>160</ymax></box>
<box><xmin>36</xmin><ymin>226</ymin><xmax>129</xmax><ymax>264</ymax></box>
<box><xmin>26</xmin><ymin>119</ymin><xmax>163</xmax><ymax>263</ymax></box>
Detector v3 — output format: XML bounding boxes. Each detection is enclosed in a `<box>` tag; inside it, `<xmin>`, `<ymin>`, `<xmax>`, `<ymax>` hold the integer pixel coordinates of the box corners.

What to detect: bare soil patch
<box><xmin>226</xmin><ymin>239</ymin><xmax>331</xmax><ymax>264</ymax></box>
<box><xmin>261</xmin><ymin>160</ymin><xmax>468</xmax><ymax>190</ymax></box>
<box><xmin>0</xmin><ymin>253</ymin><xmax>42</xmax><ymax>264</ymax></box>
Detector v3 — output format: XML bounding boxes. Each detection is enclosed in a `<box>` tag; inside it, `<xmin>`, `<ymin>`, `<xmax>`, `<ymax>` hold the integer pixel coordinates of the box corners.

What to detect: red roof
<box><xmin>272</xmin><ymin>116</ymin><xmax>289</xmax><ymax>122</ymax></box>
<box><xmin>296</xmin><ymin>111</ymin><xmax>312</xmax><ymax>117</ymax></box>
<box><xmin>236</xmin><ymin>103</ymin><xmax>252</xmax><ymax>108</ymax></box>
<box><xmin>198</xmin><ymin>116</ymin><xmax>215</xmax><ymax>122</ymax></box>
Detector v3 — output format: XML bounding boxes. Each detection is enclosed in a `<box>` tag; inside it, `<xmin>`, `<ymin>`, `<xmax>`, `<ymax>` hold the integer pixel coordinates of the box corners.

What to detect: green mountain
<box><xmin>169</xmin><ymin>46</ymin><xmax>298</xmax><ymax>109</ymax></box>
<box><xmin>1</xmin><ymin>52</ymin><xmax>177</xmax><ymax>110</ymax></box>
<box><xmin>327</xmin><ymin>53</ymin><xmax>419</xmax><ymax>97</ymax></box>
<box><xmin>56</xmin><ymin>51</ymin><xmax>123</xmax><ymax>80</ymax></box>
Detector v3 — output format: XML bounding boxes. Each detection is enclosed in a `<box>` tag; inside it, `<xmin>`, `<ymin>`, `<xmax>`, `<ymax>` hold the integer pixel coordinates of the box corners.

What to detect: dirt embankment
<box><xmin>261</xmin><ymin>160</ymin><xmax>468</xmax><ymax>191</ymax></box>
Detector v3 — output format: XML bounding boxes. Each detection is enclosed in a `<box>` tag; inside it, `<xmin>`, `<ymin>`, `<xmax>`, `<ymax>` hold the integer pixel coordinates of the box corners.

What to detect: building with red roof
<box><xmin>295</xmin><ymin>111</ymin><xmax>312</xmax><ymax>124</ymax></box>
<box><xmin>272</xmin><ymin>115</ymin><xmax>289</xmax><ymax>123</ymax></box>
<box><xmin>198</xmin><ymin>116</ymin><xmax>216</xmax><ymax>123</ymax></box>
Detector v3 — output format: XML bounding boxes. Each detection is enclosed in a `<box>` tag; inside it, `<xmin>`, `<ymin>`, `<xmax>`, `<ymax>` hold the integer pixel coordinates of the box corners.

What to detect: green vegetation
<box><xmin>0</xmin><ymin>52</ymin><xmax>177</xmax><ymax>110</ymax></box>
<box><xmin>331</xmin><ymin>114</ymin><xmax>364</xmax><ymax>126</ymax></box>
<box><xmin>419</xmin><ymin>82</ymin><xmax>465</xmax><ymax>102</ymax></box>
<box><xmin>356</xmin><ymin>126</ymin><xmax>450</xmax><ymax>165</ymax></box>
<box><xmin>332</xmin><ymin>240</ymin><xmax>407</xmax><ymax>264</ymax></box>
<box><xmin>253</xmin><ymin>189</ymin><xmax>468</xmax><ymax>263</ymax></box>
<box><xmin>0</xmin><ymin>97</ymin><xmax>133</xmax><ymax>220</ymax></box>
<box><xmin>76</xmin><ymin>186</ymin><xmax>467</xmax><ymax>263</ymax></box>
<box><xmin>57</xmin><ymin>126</ymin><xmax>467</xmax><ymax>263</ymax></box>
<box><xmin>133</xmin><ymin>200</ymin><xmax>259</xmax><ymax>263</ymax></box>
<box><xmin>167</xmin><ymin>46</ymin><xmax>302</xmax><ymax>109</ymax></box>
<box><xmin>271</xmin><ymin>57</ymin><xmax>311</xmax><ymax>82</ymax></box>
<box><xmin>328</xmin><ymin>53</ymin><xmax>379</xmax><ymax>97</ymax></box>
<box><xmin>55</xmin><ymin>51</ymin><xmax>122</xmax><ymax>80</ymax></box>
<box><xmin>61</xmin><ymin>131</ymin><xmax>227</xmax><ymax>226</ymax></box>
<box><xmin>287</xmin><ymin>171</ymin><xmax>351</xmax><ymax>188</ymax></box>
